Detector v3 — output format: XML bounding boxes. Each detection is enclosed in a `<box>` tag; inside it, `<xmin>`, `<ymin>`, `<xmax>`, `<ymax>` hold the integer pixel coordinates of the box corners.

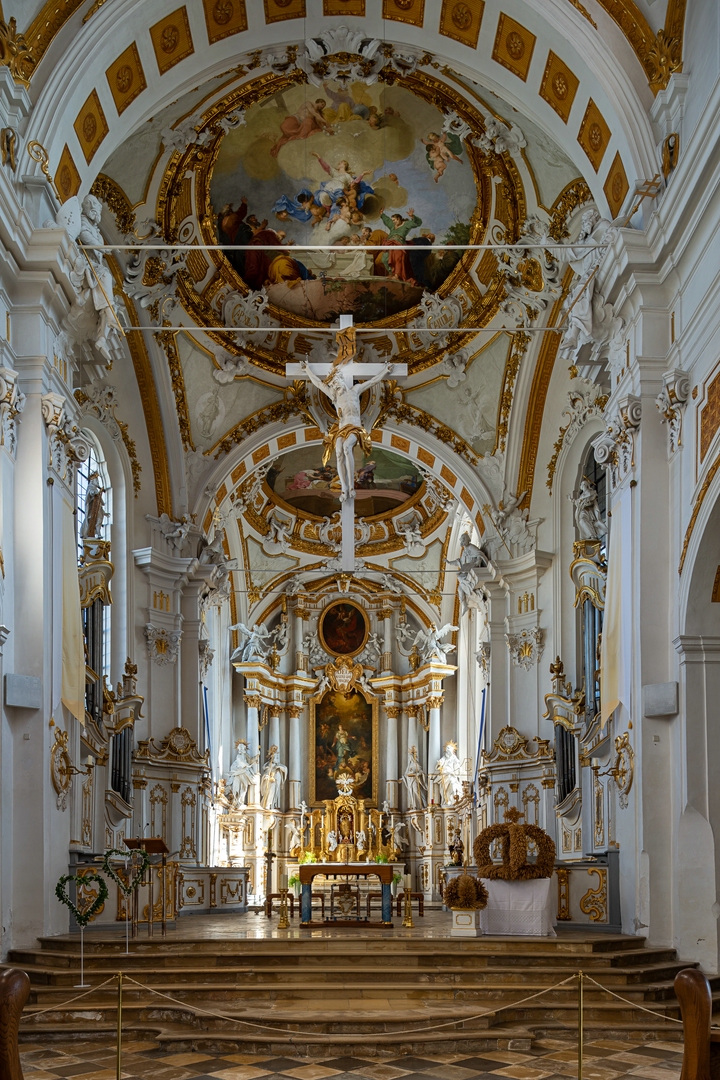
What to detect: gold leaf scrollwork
<box><xmin>548</xmin><ymin>179</ymin><xmax>593</xmax><ymax>242</ymax></box>
<box><xmin>0</xmin><ymin>18</ymin><xmax>34</xmax><ymax>88</ymax></box>
<box><xmin>90</xmin><ymin>175</ymin><xmax>136</xmax><ymax>236</ymax></box>
<box><xmin>579</xmin><ymin>867</ymin><xmax>607</xmax><ymax>922</ymax></box>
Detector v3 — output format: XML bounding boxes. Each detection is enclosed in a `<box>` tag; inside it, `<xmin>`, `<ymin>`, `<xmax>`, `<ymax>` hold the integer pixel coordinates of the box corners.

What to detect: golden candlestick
<box><xmin>402</xmin><ymin>887</ymin><xmax>414</xmax><ymax>929</ymax></box>
<box><xmin>278</xmin><ymin>887</ymin><xmax>290</xmax><ymax>929</ymax></box>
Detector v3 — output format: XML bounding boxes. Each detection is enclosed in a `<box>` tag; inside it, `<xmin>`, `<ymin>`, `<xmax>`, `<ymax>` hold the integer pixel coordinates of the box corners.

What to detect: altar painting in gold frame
<box><xmin>309</xmin><ymin>686</ymin><xmax>378</xmax><ymax>805</ymax></box>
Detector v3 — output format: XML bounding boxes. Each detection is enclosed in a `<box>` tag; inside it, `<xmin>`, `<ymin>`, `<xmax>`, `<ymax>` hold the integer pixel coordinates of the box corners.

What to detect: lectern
<box><xmin>124</xmin><ymin>837</ymin><xmax>170</xmax><ymax>938</ymax></box>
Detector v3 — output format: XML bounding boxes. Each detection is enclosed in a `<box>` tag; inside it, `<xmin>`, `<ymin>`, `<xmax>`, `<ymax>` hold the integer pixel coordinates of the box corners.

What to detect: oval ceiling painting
<box><xmin>210</xmin><ymin>79</ymin><xmax>478</xmax><ymax>323</ymax></box>
<box><xmin>266</xmin><ymin>445</ymin><xmax>424</xmax><ymax>518</ymax></box>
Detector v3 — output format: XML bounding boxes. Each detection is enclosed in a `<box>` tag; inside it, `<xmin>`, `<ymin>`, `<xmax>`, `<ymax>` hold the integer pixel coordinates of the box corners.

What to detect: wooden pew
<box><xmin>674</xmin><ymin>967</ymin><xmax>720</xmax><ymax>1080</ymax></box>
<box><xmin>0</xmin><ymin>967</ymin><xmax>30</xmax><ymax>1080</ymax></box>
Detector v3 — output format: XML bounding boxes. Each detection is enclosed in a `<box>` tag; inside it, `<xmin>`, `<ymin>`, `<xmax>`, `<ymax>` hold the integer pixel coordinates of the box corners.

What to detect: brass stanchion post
<box><xmin>116</xmin><ymin>972</ymin><xmax>123</xmax><ymax>1080</ymax></box>
<box><xmin>577</xmin><ymin>970</ymin><xmax>584</xmax><ymax>1080</ymax></box>
<box><xmin>278</xmin><ymin>887</ymin><xmax>290</xmax><ymax>930</ymax></box>
<box><xmin>402</xmin><ymin>887</ymin><xmax>414</xmax><ymax>929</ymax></box>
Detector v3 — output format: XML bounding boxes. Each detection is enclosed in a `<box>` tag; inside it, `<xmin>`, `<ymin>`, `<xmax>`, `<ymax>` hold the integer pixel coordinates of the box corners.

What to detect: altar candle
<box><xmin>404</xmin><ymin>874</ymin><xmax>411</xmax><ymax>890</ymax></box>
<box><xmin>280</xmin><ymin>872</ymin><xmax>288</xmax><ymax>889</ymax></box>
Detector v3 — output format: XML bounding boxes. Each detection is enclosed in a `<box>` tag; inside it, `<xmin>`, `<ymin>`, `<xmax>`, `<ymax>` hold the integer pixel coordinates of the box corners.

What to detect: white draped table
<box><xmin>479</xmin><ymin>877</ymin><xmax>556</xmax><ymax>936</ymax></box>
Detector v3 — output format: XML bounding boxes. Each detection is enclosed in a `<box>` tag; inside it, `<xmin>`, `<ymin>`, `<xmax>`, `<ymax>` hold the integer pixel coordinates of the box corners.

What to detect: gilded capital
<box><xmin>244</xmin><ymin>694</ymin><xmax>261</xmax><ymax>710</ymax></box>
<box><xmin>426</xmin><ymin>696</ymin><xmax>443</xmax><ymax>711</ymax></box>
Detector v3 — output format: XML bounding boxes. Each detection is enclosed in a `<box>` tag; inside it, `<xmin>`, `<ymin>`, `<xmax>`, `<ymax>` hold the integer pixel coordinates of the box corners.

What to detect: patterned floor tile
<box><xmin>279</xmin><ymin>1067</ymin><xmax>343</xmax><ymax>1079</ymax></box>
<box><xmin>208</xmin><ymin>1069</ymin><xmax>275</xmax><ymax>1080</ymax></box>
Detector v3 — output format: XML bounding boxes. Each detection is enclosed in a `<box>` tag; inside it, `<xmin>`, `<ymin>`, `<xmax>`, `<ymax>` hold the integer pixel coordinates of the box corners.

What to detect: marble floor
<box><xmin>18</xmin><ymin>1036</ymin><xmax>685</xmax><ymax>1080</ymax></box>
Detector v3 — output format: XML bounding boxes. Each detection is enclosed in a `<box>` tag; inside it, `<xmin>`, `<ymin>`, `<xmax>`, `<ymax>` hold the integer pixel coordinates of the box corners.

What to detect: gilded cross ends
<box><xmin>656</xmin><ymin>369</ymin><xmax>690</xmax><ymax>455</ymax></box>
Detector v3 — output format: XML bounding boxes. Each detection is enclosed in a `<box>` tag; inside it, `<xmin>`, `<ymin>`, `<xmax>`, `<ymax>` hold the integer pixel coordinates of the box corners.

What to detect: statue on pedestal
<box><xmin>573</xmin><ymin>478</ymin><xmax>607</xmax><ymax>540</ymax></box>
<box><xmin>402</xmin><ymin>745</ymin><xmax>426</xmax><ymax>810</ymax></box>
<box><xmin>81</xmin><ymin>472</ymin><xmax>106</xmax><ymax>539</ymax></box>
<box><xmin>436</xmin><ymin>742</ymin><xmax>463</xmax><ymax>806</ymax></box>
<box><xmin>260</xmin><ymin>745</ymin><xmax>288</xmax><ymax>810</ymax></box>
<box><xmin>228</xmin><ymin>741</ymin><xmax>259</xmax><ymax>806</ymax></box>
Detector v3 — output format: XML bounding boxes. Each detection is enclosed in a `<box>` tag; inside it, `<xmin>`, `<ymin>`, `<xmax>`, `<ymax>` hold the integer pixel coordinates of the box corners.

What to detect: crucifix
<box><xmin>287</xmin><ymin>316</ymin><xmax>406</xmax><ymax>572</ymax></box>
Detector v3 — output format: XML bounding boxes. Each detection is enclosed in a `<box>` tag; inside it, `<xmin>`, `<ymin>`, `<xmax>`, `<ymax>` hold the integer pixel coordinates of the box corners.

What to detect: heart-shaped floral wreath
<box><xmin>102</xmin><ymin>848</ymin><xmax>150</xmax><ymax>895</ymax></box>
<box><xmin>55</xmin><ymin>873</ymin><xmax>109</xmax><ymax>927</ymax></box>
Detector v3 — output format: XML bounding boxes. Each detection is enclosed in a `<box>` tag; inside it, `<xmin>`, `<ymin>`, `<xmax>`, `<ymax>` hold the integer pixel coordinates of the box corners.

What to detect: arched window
<box><xmin>76</xmin><ymin>436</ymin><xmax>113</xmax><ymax>713</ymax></box>
<box><xmin>577</xmin><ymin>444</ymin><xmax>605</xmax><ymax>726</ymax></box>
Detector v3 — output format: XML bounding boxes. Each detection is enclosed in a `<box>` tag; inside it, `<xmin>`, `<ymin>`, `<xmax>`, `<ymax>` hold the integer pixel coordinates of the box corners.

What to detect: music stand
<box><xmin>125</xmin><ymin>838</ymin><xmax>170</xmax><ymax>938</ymax></box>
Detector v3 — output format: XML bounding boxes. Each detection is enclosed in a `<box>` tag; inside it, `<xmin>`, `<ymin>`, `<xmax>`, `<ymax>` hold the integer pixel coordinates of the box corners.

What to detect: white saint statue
<box><xmin>402</xmin><ymin>746</ymin><xmax>426</xmax><ymax>811</ymax></box>
<box><xmin>77</xmin><ymin>194</ymin><xmax>124</xmax><ymax>364</ymax></box>
<box><xmin>356</xmin><ymin>829</ymin><xmax>367</xmax><ymax>853</ymax></box>
<box><xmin>554</xmin><ymin>208</ymin><xmax>623</xmax><ymax>368</ymax></box>
<box><xmin>327</xmin><ymin>830</ymin><xmax>338</xmax><ymax>853</ymax></box>
<box><xmin>259</xmin><ymin>745</ymin><xmax>288</xmax><ymax>810</ymax></box>
<box><xmin>574</xmin><ymin>478</ymin><xmax>607</xmax><ymax>540</ymax></box>
<box><xmin>436</xmin><ymin>742</ymin><xmax>463</xmax><ymax>807</ymax></box>
<box><xmin>228</xmin><ymin>741</ymin><xmax>258</xmax><ymax>805</ymax></box>
<box><xmin>300</xmin><ymin>344</ymin><xmax>394</xmax><ymax>503</ymax></box>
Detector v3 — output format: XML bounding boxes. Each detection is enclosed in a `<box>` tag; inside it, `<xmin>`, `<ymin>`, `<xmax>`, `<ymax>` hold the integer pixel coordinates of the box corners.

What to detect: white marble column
<box><xmin>288</xmin><ymin>704</ymin><xmax>302</xmax><ymax>809</ymax></box>
<box><xmin>244</xmin><ymin>692</ymin><xmax>260</xmax><ymax>802</ymax></box>
<box><xmin>380</xmin><ymin>606</ymin><xmax>393</xmax><ymax>674</ymax></box>
<box><xmin>427</xmin><ymin>696</ymin><xmax>442</xmax><ymax>803</ymax></box>
<box><xmin>268</xmin><ymin>703</ymin><xmax>281</xmax><ymax>753</ymax></box>
<box><xmin>294</xmin><ymin>601</ymin><xmax>307</xmax><ymax>675</ymax></box>
<box><xmin>385</xmin><ymin>704</ymin><xmax>399</xmax><ymax>808</ymax></box>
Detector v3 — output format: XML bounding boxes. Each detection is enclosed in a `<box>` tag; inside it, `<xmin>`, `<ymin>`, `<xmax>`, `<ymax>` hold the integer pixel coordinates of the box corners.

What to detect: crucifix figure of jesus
<box><xmin>287</xmin><ymin>316</ymin><xmax>406</xmax><ymax>571</ymax></box>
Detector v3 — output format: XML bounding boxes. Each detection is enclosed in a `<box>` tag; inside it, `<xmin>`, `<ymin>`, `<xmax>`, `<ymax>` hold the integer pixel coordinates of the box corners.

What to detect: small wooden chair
<box><xmin>0</xmin><ymin>968</ymin><xmax>30</xmax><ymax>1080</ymax></box>
<box><xmin>264</xmin><ymin>892</ymin><xmax>295</xmax><ymax>918</ymax></box>
<box><xmin>366</xmin><ymin>890</ymin><xmax>383</xmax><ymax>918</ymax></box>
<box><xmin>395</xmin><ymin>891</ymin><xmax>425</xmax><ymax>917</ymax></box>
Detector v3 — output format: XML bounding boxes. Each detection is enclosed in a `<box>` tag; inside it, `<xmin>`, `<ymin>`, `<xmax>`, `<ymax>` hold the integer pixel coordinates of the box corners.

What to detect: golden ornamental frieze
<box><xmin>548</xmin><ymin>179</ymin><xmax>594</xmax><ymax>242</ymax></box>
<box><xmin>495</xmin><ymin>331</ymin><xmax>530</xmax><ymax>454</ymax></box>
<box><xmin>594</xmin><ymin>0</ymin><xmax>685</xmax><ymax>93</ymax></box>
<box><xmin>155</xmin><ymin>328</ymin><xmax>195</xmax><ymax>452</ymax></box>
<box><xmin>90</xmin><ymin>175</ymin><xmax>137</xmax><ymax>236</ymax></box>
<box><xmin>376</xmin><ymin>382</ymin><xmax>479</xmax><ymax>466</ymax></box>
<box><xmin>135</xmin><ymin>726</ymin><xmax>209</xmax><ymax>766</ymax></box>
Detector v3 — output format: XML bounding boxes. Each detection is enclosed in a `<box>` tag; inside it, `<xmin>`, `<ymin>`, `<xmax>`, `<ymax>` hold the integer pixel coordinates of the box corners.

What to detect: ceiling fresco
<box><xmin>266</xmin><ymin>444</ymin><xmax>424</xmax><ymax>519</ymax></box>
<box><xmin>210</xmin><ymin>79</ymin><xmax>478</xmax><ymax>322</ymax></box>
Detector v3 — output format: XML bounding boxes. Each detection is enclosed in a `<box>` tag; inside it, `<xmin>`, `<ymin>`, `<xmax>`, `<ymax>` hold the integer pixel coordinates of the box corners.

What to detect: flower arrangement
<box><xmin>392</xmin><ymin>872</ymin><xmax>402</xmax><ymax>885</ymax></box>
<box><xmin>444</xmin><ymin>873</ymin><xmax>489</xmax><ymax>910</ymax></box>
<box><xmin>374</xmin><ymin>853</ymin><xmax>389</xmax><ymax>863</ymax></box>
<box><xmin>299</xmin><ymin>851</ymin><xmax>317</xmax><ymax>864</ymax></box>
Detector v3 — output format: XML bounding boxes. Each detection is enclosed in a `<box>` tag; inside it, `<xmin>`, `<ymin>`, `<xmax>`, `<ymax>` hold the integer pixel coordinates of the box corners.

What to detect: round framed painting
<box><xmin>318</xmin><ymin>601</ymin><xmax>369</xmax><ymax>658</ymax></box>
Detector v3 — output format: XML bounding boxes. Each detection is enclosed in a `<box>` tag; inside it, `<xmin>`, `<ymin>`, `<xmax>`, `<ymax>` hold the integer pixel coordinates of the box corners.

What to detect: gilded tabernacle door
<box><xmin>309</xmin><ymin>657</ymin><xmax>379</xmax><ymax>806</ymax></box>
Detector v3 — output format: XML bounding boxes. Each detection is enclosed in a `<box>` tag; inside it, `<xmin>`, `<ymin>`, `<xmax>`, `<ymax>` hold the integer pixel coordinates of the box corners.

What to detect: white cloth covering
<box><xmin>479</xmin><ymin>877</ymin><xmax>556</xmax><ymax>936</ymax></box>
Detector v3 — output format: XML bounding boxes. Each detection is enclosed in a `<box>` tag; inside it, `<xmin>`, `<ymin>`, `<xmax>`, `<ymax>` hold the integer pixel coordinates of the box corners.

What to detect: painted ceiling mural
<box><xmin>86</xmin><ymin>30</ymin><xmax>603</xmax><ymax>613</ymax></box>
<box><xmin>210</xmin><ymin>80</ymin><xmax>477</xmax><ymax>322</ymax></box>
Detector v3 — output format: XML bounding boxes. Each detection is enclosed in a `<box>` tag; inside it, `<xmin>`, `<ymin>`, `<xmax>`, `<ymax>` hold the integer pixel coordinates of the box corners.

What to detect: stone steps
<box><xmin>6</xmin><ymin>959</ymin><xmax>694</xmax><ymax>990</ymax></box>
<box><xmin>11</xmin><ymin>924</ymin><xmax>702</xmax><ymax>1052</ymax></box>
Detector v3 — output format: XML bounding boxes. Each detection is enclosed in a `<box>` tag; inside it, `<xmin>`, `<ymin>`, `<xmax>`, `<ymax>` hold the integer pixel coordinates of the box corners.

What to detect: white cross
<box><xmin>286</xmin><ymin>316</ymin><xmax>406</xmax><ymax>572</ymax></box>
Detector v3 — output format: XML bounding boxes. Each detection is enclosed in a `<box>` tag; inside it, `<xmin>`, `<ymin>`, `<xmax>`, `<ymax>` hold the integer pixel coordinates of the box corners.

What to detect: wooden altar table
<box><xmin>298</xmin><ymin>863</ymin><xmax>394</xmax><ymax>926</ymax></box>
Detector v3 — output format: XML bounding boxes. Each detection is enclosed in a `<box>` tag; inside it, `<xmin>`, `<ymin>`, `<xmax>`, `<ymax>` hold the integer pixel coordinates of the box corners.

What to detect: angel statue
<box><xmin>436</xmin><ymin>742</ymin><xmax>463</xmax><ymax>807</ymax></box>
<box><xmin>286</xmin><ymin>819</ymin><xmax>303</xmax><ymax>853</ymax></box>
<box><xmin>300</xmin><ymin>354</ymin><xmax>394</xmax><ymax>503</ymax></box>
<box><xmin>259</xmin><ymin>745</ymin><xmax>288</xmax><ymax>810</ymax></box>
<box><xmin>229</xmin><ymin>621</ymin><xmax>274</xmax><ymax>663</ymax></box>
<box><xmin>402</xmin><ymin>745</ymin><xmax>426</xmax><ymax>811</ymax></box>
<box><xmin>400</xmin><ymin>622</ymin><xmax>458</xmax><ymax>666</ymax></box>
<box><xmin>573</xmin><ymin>478</ymin><xmax>607</xmax><ymax>540</ymax></box>
<box><xmin>228</xmin><ymin>740</ymin><xmax>259</xmax><ymax>806</ymax></box>
<box><xmin>327</xmin><ymin>830</ymin><xmax>338</xmax><ymax>853</ymax></box>
<box><xmin>390</xmin><ymin>820</ymin><xmax>408</xmax><ymax>851</ymax></box>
